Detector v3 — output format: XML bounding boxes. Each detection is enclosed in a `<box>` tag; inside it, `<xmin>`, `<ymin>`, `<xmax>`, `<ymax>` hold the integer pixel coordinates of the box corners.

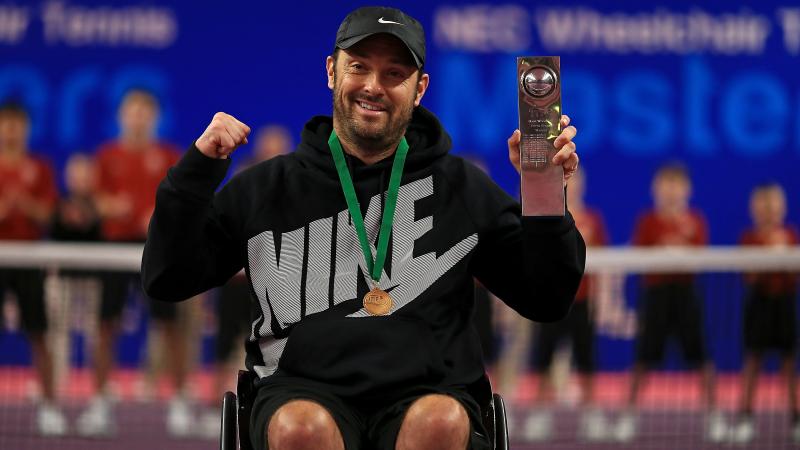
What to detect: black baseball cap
<box><xmin>335</xmin><ymin>6</ymin><xmax>425</xmax><ymax>69</ymax></box>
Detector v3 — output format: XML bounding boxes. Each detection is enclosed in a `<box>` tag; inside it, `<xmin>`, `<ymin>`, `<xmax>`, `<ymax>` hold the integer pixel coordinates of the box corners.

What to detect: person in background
<box><xmin>47</xmin><ymin>152</ymin><xmax>103</xmax><ymax>403</ymax></box>
<box><xmin>247</xmin><ymin>125</ymin><xmax>294</xmax><ymax>168</ymax></box>
<box><xmin>731</xmin><ymin>182</ymin><xmax>799</xmax><ymax>444</ymax></box>
<box><xmin>0</xmin><ymin>100</ymin><xmax>64</xmax><ymax>435</ymax></box>
<box><xmin>198</xmin><ymin>124</ymin><xmax>294</xmax><ymax>438</ymax></box>
<box><xmin>77</xmin><ymin>88</ymin><xmax>188</xmax><ymax>437</ymax></box>
<box><xmin>50</xmin><ymin>153</ymin><xmax>101</xmax><ymax>242</ymax></box>
<box><xmin>523</xmin><ymin>167</ymin><xmax>609</xmax><ymax>442</ymax></box>
<box><xmin>615</xmin><ymin>162</ymin><xmax>726</xmax><ymax>443</ymax></box>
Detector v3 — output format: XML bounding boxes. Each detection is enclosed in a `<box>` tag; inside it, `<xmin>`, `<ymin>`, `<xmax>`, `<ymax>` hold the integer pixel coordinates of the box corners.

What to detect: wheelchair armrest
<box><xmin>237</xmin><ymin>370</ymin><xmax>258</xmax><ymax>450</ymax></box>
<box><xmin>466</xmin><ymin>374</ymin><xmax>495</xmax><ymax>442</ymax></box>
<box><xmin>492</xmin><ymin>393</ymin><xmax>509</xmax><ymax>450</ymax></box>
<box><xmin>467</xmin><ymin>373</ymin><xmax>511</xmax><ymax>449</ymax></box>
<box><xmin>220</xmin><ymin>391</ymin><xmax>238</xmax><ymax>450</ymax></box>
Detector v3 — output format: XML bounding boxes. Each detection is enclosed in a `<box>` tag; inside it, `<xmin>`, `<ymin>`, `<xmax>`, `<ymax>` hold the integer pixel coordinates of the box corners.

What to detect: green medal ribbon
<box><xmin>328</xmin><ymin>130</ymin><xmax>409</xmax><ymax>285</ymax></box>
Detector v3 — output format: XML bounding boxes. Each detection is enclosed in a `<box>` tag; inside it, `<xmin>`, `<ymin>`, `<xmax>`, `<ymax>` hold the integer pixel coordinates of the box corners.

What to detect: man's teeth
<box><xmin>359</xmin><ymin>102</ymin><xmax>382</xmax><ymax>111</ymax></box>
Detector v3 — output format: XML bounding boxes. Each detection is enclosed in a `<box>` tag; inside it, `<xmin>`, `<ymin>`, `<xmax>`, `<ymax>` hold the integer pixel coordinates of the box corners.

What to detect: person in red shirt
<box><xmin>731</xmin><ymin>182</ymin><xmax>799</xmax><ymax>444</ymax></box>
<box><xmin>76</xmin><ymin>89</ymin><xmax>187</xmax><ymax>437</ymax></box>
<box><xmin>523</xmin><ymin>168</ymin><xmax>609</xmax><ymax>442</ymax></box>
<box><xmin>614</xmin><ymin>163</ymin><xmax>726</xmax><ymax>443</ymax></box>
<box><xmin>0</xmin><ymin>101</ymin><xmax>65</xmax><ymax>435</ymax></box>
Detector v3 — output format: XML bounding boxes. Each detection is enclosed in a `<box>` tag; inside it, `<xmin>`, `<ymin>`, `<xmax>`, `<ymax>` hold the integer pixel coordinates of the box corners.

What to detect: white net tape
<box><xmin>1</xmin><ymin>241</ymin><xmax>799</xmax><ymax>273</ymax></box>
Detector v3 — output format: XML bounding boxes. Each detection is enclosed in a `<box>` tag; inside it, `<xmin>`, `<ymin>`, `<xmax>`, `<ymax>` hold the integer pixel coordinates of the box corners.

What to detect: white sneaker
<box><xmin>521</xmin><ymin>410</ymin><xmax>553</xmax><ymax>442</ymax></box>
<box><xmin>730</xmin><ymin>417</ymin><xmax>755</xmax><ymax>444</ymax></box>
<box><xmin>197</xmin><ymin>408</ymin><xmax>221</xmax><ymax>440</ymax></box>
<box><xmin>792</xmin><ymin>420</ymin><xmax>800</xmax><ymax>444</ymax></box>
<box><xmin>37</xmin><ymin>403</ymin><xmax>67</xmax><ymax>436</ymax></box>
<box><xmin>579</xmin><ymin>408</ymin><xmax>607</xmax><ymax>442</ymax></box>
<box><xmin>705</xmin><ymin>410</ymin><xmax>728</xmax><ymax>443</ymax></box>
<box><xmin>77</xmin><ymin>396</ymin><xmax>115</xmax><ymax>437</ymax></box>
<box><xmin>166</xmin><ymin>396</ymin><xmax>194</xmax><ymax>437</ymax></box>
<box><xmin>613</xmin><ymin>412</ymin><xmax>637</xmax><ymax>443</ymax></box>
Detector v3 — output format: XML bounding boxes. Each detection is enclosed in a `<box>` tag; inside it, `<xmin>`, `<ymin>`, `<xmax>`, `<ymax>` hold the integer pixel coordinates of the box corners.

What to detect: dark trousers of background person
<box><xmin>94</xmin><ymin>271</ymin><xmax>183</xmax><ymax>395</ymax></box>
<box><xmin>0</xmin><ymin>268</ymin><xmax>56</xmax><ymax>402</ymax></box>
<box><xmin>531</xmin><ymin>301</ymin><xmax>595</xmax><ymax>377</ymax></box>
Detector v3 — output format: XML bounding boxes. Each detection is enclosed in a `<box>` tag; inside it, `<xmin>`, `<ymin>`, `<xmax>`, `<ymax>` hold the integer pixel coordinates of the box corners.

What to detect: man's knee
<box><xmin>397</xmin><ymin>394</ymin><xmax>470</xmax><ymax>450</ymax></box>
<box><xmin>266</xmin><ymin>400</ymin><xmax>343</xmax><ymax>450</ymax></box>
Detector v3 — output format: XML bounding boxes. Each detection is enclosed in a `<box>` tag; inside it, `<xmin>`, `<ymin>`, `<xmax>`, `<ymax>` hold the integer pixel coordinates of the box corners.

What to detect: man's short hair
<box><xmin>751</xmin><ymin>180</ymin><xmax>784</xmax><ymax>196</ymax></box>
<box><xmin>654</xmin><ymin>161</ymin><xmax>690</xmax><ymax>181</ymax></box>
<box><xmin>120</xmin><ymin>88</ymin><xmax>159</xmax><ymax>110</ymax></box>
<box><xmin>0</xmin><ymin>100</ymin><xmax>29</xmax><ymax>121</ymax></box>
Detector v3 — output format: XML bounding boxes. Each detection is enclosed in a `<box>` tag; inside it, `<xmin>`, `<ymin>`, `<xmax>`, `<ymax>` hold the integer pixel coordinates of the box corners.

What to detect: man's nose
<box><xmin>363</xmin><ymin>71</ymin><xmax>385</xmax><ymax>96</ymax></box>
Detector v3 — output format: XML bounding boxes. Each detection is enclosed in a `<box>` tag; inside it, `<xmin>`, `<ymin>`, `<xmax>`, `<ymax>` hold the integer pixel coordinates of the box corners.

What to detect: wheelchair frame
<box><xmin>220</xmin><ymin>370</ymin><xmax>509</xmax><ymax>450</ymax></box>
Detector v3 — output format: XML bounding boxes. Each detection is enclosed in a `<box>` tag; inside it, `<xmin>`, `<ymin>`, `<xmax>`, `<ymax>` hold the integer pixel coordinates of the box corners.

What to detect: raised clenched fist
<box><xmin>195</xmin><ymin>112</ymin><xmax>251</xmax><ymax>159</ymax></box>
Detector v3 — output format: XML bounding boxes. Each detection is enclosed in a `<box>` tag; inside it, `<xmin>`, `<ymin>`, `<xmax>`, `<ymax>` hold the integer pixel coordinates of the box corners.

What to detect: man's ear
<box><xmin>414</xmin><ymin>73</ymin><xmax>430</xmax><ymax>107</ymax></box>
<box><xmin>326</xmin><ymin>56</ymin><xmax>335</xmax><ymax>90</ymax></box>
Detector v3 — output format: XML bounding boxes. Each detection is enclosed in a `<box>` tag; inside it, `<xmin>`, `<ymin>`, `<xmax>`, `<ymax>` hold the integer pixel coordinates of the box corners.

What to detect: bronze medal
<box><xmin>329</xmin><ymin>132</ymin><xmax>408</xmax><ymax>317</ymax></box>
<box><xmin>363</xmin><ymin>288</ymin><xmax>393</xmax><ymax>316</ymax></box>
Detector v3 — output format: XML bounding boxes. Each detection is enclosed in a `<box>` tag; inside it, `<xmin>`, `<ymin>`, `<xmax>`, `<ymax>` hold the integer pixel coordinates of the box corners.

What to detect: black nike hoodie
<box><xmin>142</xmin><ymin>106</ymin><xmax>585</xmax><ymax>399</ymax></box>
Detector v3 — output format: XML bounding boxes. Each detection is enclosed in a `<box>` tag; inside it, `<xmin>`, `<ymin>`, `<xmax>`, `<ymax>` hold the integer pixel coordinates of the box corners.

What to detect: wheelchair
<box><xmin>220</xmin><ymin>370</ymin><xmax>509</xmax><ymax>450</ymax></box>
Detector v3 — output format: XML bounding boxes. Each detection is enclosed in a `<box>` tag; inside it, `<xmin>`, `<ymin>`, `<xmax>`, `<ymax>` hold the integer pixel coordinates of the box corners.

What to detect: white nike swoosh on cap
<box><xmin>378</xmin><ymin>17</ymin><xmax>403</xmax><ymax>25</ymax></box>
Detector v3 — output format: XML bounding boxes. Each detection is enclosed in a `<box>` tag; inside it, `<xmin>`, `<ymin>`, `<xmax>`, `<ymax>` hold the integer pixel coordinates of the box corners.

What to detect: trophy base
<box><xmin>521</xmin><ymin>164</ymin><xmax>565</xmax><ymax>216</ymax></box>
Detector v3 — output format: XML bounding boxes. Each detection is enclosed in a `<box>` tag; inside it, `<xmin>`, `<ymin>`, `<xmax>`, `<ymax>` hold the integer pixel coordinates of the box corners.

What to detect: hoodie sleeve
<box><xmin>141</xmin><ymin>143</ymin><xmax>244</xmax><ymax>302</ymax></box>
<box><xmin>462</xmin><ymin>163</ymin><xmax>586</xmax><ymax>322</ymax></box>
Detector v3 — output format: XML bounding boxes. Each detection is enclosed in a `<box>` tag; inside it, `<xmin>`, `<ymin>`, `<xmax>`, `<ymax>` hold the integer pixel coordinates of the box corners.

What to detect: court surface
<box><xmin>0</xmin><ymin>368</ymin><xmax>796</xmax><ymax>449</ymax></box>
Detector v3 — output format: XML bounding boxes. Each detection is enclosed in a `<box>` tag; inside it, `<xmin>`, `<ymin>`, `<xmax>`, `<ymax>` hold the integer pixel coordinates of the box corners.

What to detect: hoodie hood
<box><xmin>295</xmin><ymin>105</ymin><xmax>452</xmax><ymax>177</ymax></box>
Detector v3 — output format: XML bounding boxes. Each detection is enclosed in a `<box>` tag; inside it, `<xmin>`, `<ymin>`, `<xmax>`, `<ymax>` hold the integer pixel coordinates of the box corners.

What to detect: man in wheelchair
<box><xmin>142</xmin><ymin>6</ymin><xmax>585</xmax><ymax>449</ymax></box>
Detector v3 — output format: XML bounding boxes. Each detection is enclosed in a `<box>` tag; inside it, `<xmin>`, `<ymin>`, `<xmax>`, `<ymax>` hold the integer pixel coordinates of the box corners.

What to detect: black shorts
<box><xmin>215</xmin><ymin>277</ymin><xmax>252</xmax><ymax>361</ymax></box>
<box><xmin>250</xmin><ymin>373</ymin><xmax>491</xmax><ymax>450</ymax></box>
<box><xmin>635</xmin><ymin>283</ymin><xmax>707</xmax><ymax>367</ymax></box>
<box><xmin>743</xmin><ymin>290</ymin><xmax>797</xmax><ymax>354</ymax></box>
<box><xmin>99</xmin><ymin>272</ymin><xmax>177</xmax><ymax>321</ymax></box>
<box><xmin>532</xmin><ymin>300</ymin><xmax>595</xmax><ymax>373</ymax></box>
<box><xmin>0</xmin><ymin>268</ymin><xmax>47</xmax><ymax>333</ymax></box>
